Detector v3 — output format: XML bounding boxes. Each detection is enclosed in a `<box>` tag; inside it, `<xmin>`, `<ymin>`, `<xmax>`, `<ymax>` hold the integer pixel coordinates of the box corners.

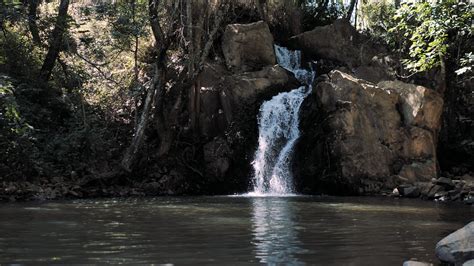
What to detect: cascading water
<box><xmin>251</xmin><ymin>46</ymin><xmax>315</xmax><ymax>195</ymax></box>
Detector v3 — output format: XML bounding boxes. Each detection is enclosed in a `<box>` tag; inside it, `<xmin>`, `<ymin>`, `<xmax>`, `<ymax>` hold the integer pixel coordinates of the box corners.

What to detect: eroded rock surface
<box><xmin>295</xmin><ymin>70</ymin><xmax>443</xmax><ymax>194</ymax></box>
<box><xmin>186</xmin><ymin>21</ymin><xmax>299</xmax><ymax>192</ymax></box>
<box><xmin>222</xmin><ymin>21</ymin><xmax>276</xmax><ymax>72</ymax></box>
<box><xmin>436</xmin><ymin>222</ymin><xmax>474</xmax><ymax>265</ymax></box>
<box><xmin>290</xmin><ymin>19</ymin><xmax>395</xmax><ymax>83</ymax></box>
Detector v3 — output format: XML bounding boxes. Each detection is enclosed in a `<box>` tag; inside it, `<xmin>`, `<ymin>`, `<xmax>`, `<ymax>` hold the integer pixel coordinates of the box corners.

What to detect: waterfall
<box><xmin>251</xmin><ymin>46</ymin><xmax>315</xmax><ymax>195</ymax></box>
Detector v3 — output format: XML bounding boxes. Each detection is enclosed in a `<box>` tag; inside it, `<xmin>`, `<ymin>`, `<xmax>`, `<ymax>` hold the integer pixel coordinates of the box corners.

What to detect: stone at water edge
<box><xmin>453</xmin><ymin>249</ymin><xmax>474</xmax><ymax>266</ymax></box>
<box><xmin>465</xmin><ymin>197</ymin><xmax>474</xmax><ymax>205</ymax></box>
<box><xmin>392</xmin><ymin>188</ymin><xmax>400</xmax><ymax>197</ymax></box>
<box><xmin>402</xmin><ymin>261</ymin><xmax>433</xmax><ymax>266</ymax></box>
<box><xmin>398</xmin><ymin>186</ymin><xmax>421</xmax><ymax>198</ymax></box>
<box><xmin>436</xmin><ymin>177</ymin><xmax>455</xmax><ymax>189</ymax></box>
<box><xmin>435</xmin><ymin>222</ymin><xmax>474</xmax><ymax>264</ymax></box>
<box><xmin>464</xmin><ymin>259</ymin><xmax>474</xmax><ymax>266</ymax></box>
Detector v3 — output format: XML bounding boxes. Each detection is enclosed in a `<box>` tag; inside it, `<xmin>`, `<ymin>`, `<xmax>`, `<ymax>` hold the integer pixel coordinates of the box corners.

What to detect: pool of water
<box><xmin>0</xmin><ymin>196</ymin><xmax>472</xmax><ymax>265</ymax></box>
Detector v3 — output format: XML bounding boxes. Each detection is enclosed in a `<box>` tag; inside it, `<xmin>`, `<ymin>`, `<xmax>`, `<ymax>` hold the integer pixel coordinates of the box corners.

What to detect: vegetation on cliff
<box><xmin>0</xmin><ymin>0</ymin><xmax>472</xmax><ymax>201</ymax></box>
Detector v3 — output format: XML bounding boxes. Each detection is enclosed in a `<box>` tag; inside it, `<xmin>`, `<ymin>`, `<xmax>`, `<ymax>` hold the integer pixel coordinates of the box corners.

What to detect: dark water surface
<box><xmin>0</xmin><ymin>196</ymin><xmax>472</xmax><ymax>265</ymax></box>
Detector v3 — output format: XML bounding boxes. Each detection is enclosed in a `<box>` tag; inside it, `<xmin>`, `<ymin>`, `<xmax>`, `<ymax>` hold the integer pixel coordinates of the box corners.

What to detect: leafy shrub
<box><xmin>389</xmin><ymin>1</ymin><xmax>473</xmax><ymax>73</ymax></box>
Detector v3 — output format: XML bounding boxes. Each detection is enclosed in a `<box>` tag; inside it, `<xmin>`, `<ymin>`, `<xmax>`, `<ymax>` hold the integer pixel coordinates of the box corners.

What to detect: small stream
<box><xmin>0</xmin><ymin>196</ymin><xmax>472</xmax><ymax>264</ymax></box>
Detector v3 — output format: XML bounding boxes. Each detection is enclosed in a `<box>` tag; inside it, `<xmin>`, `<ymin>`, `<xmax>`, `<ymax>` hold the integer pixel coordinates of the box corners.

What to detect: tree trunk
<box><xmin>131</xmin><ymin>0</ymin><xmax>140</xmax><ymax>130</ymax></box>
<box><xmin>28</xmin><ymin>0</ymin><xmax>41</xmax><ymax>45</ymax></box>
<box><xmin>122</xmin><ymin>0</ymin><xmax>229</xmax><ymax>168</ymax></box>
<box><xmin>39</xmin><ymin>0</ymin><xmax>69</xmax><ymax>82</ymax></box>
<box><xmin>121</xmin><ymin>65</ymin><xmax>161</xmax><ymax>172</ymax></box>
<box><xmin>121</xmin><ymin>0</ymin><xmax>170</xmax><ymax>171</ymax></box>
<box><xmin>186</xmin><ymin>0</ymin><xmax>194</xmax><ymax>75</ymax></box>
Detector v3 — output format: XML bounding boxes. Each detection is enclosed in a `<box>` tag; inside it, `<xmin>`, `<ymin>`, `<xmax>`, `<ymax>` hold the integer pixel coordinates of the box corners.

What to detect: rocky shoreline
<box><xmin>393</xmin><ymin>175</ymin><xmax>474</xmax><ymax>204</ymax></box>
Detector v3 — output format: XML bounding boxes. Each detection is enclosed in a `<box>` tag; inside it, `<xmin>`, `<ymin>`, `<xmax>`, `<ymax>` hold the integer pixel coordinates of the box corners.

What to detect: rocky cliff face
<box><xmin>196</xmin><ymin>20</ymin><xmax>454</xmax><ymax>197</ymax></box>
<box><xmin>295</xmin><ymin>71</ymin><xmax>443</xmax><ymax>195</ymax></box>
<box><xmin>185</xmin><ymin>21</ymin><xmax>299</xmax><ymax>194</ymax></box>
<box><xmin>109</xmin><ymin>20</ymin><xmax>474</xmax><ymax>200</ymax></box>
<box><xmin>289</xmin><ymin>19</ymin><xmax>396</xmax><ymax>83</ymax></box>
<box><xmin>287</xmin><ymin>20</ymin><xmax>449</xmax><ymax>195</ymax></box>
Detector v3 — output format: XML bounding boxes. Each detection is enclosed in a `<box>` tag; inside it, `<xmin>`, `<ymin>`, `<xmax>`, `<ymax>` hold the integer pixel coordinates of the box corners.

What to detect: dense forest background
<box><xmin>0</xmin><ymin>0</ymin><xmax>472</xmax><ymax>200</ymax></box>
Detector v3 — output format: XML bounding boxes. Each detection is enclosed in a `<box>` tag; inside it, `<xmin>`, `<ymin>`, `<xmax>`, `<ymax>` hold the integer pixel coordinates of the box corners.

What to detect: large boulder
<box><xmin>289</xmin><ymin>20</ymin><xmax>395</xmax><ymax>83</ymax></box>
<box><xmin>194</xmin><ymin>63</ymin><xmax>297</xmax><ymax>138</ymax></box>
<box><xmin>379</xmin><ymin>81</ymin><xmax>444</xmax><ymax>131</ymax></box>
<box><xmin>222</xmin><ymin>21</ymin><xmax>276</xmax><ymax>72</ymax></box>
<box><xmin>436</xmin><ymin>222</ymin><xmax>474</xmax><ymax>265</ymax></box>
<box><xmin>294</xmin><ymin>70</ymin><xmax>443</xmax><ymax>194</ymax></box>
<box><xmin>398</xmin><ymin>160</ymin><xmax>437</xmax><ymax>183</ymax></box>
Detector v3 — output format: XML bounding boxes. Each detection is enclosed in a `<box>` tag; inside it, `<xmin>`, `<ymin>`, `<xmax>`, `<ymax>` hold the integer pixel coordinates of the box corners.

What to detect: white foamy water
<box><xmin>251</xmin><ymin>46</ymin><xmax>315</xmax><ymax>195</ymax></box>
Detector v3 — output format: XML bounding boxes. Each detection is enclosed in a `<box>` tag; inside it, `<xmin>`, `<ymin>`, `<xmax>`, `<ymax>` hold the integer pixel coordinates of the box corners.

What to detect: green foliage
<box><xmin>359</xmin><ymin>1</ymin><xmax>397</xmax><ymax>45</ymax></box>
<box><xmin>0</xmin><ymin>0</ymin><xmax>26</xmax><ymax>25</ymax></box>
<box><xmin>0</xmin><ymin>26</ymin><xmax>42</xmax><ymax>79</ymax></box>
<box><xmin>107</xmin><ymin>1</ymin><xmax>149</xmax><ymax>50</ymax></box>
<box><xmin>0</xmin><ymin>75</ymin><xmax>32</xmax><ymax>135</ymax></box>
<box><xmin>389</xmin><ymin>1</ymin><xmax>473</xmax><ymax>73</ymax></box>
<box><xmin>455</xmin><ymin>52</ymin><xmax>474</xmax><ymax>76</ymax></box>
<box><xmin>298</xmin><ymin>0</ymin><xmax>347</xmax><ymax>31</ymax></box>
<box><xmin>0</xmin><ymin>77</ymin><xmax>19</xmax><ymax>124</ymax></box>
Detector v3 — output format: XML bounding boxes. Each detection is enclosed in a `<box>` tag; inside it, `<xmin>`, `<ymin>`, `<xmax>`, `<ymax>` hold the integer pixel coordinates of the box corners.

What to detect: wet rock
<box><xmin>398</xmin><ymin>186</ymin><xmax>420</xmax><ymax>198</ymax></box>
<box><xmin>452</xmin><ymin>249</ymin><xmax>474</xmax><ymax>265</ymax></box>
<box><xmin>464</xmin><ymin>259</ymin><xmax>474</xmax><ymax>266</ymax></box>
<box><xmin>436</xmin><ymin>222</ymin><xmax>474</xmax><ymax>265</ymax></box>
<box><xmin>222</xmin><ymin>21</ymin><xmax>276</xmax><ymax>72</ymax></box>
<box><xmin>399</xmin><ymin>161</ymin><xmax>437</xmax><ymax>183</ymax></box>
<box><xmin>403</xmin><ymin>261</ymin><xmax>433</xmax><ymax>266</ymax></box>
<box><xmin>464</xmin><ymin>197</ymin><xmax>474</xmax><ymax>205</ymax></box>
<box><xmin>428</xmin><ymin>185</ymin><xmax>445</xmax><ymax>199</ymax></box>
<box><xmin>436</xmin><ymin>177</ymin><xmax>455</xmax><ymax>189</ymax></box>
<box><xmin>448</xmin><ymin>190</ymin><xmax>463</xmax><ymax>201</ymax></box>
<box><xmin>418</xmin><ymin>182</ymin><xmax>434</xmax><ymax>198</ymax></box>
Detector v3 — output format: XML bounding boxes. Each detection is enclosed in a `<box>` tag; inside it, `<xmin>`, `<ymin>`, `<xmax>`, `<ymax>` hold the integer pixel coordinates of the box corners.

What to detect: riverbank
<box><xmin>2</xmin><ymin>175</ymin><xmax>474</xmax><ymax>204</ymax></box>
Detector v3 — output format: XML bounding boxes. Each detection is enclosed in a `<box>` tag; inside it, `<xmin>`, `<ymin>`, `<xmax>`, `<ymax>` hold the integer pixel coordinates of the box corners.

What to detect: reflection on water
<box><xmin>251</xmin><ymin>197</ymin><xmax>306</xmax><ymax>264</ymax></box>
<box><xmin>0</xmin><ymin>196</ymin><xmax>472</xmax><ymax>264</ymax></box>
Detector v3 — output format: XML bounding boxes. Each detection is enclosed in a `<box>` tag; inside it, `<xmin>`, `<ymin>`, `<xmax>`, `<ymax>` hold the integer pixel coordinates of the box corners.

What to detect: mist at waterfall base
<box><xmin>249</xmin><ymin>46</ymin><xmax>315</xmax><ymax>196</ymax></box>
